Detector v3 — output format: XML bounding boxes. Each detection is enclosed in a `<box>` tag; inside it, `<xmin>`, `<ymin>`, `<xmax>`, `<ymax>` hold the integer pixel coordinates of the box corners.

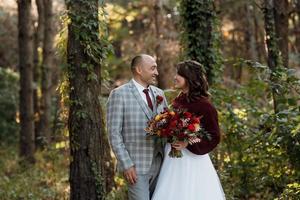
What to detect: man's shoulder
<box><xmin>110</xmin><ymin>82</ymin><xmax>132</xmax><ymax>94</ymax></box>
<box><xmin>150</xmin><ymin>85</ymin><xmax>164</xmax><ymax>94</ymax></box>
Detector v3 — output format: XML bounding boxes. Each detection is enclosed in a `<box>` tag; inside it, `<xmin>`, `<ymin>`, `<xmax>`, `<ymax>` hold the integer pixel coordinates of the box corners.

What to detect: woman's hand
<box><xmin>189</xmin><ymin>137</ymin><xmax>201</xmax><ymax>145</ymax></box>
<box><xmin>172</xmin><ymin>141</ymin><xmax>188</xmax><ymax>150</ymax></box>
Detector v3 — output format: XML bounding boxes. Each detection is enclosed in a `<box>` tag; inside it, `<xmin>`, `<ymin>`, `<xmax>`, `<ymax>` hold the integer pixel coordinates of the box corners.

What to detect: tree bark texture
<box><xmin>67</xmin><ymin>1</ymin><xmax>113</xmax><ymax>199</ymax></box>
<box><xmin>33</xmin><ymin>0</ymin><xmax>44</xmax><ymax>147</ymax></box>
<box><xmin>38</xmin><ymin>0</ymin><xmax>55</xmax><ymax>146</ymax></box>
<box><xmin>154</xmin><ymin>1</ymin><xmax>169</xmax><ymax>89</ymax></box>
<box><xmin>180</xmin><ymin>0</ymin><xmax>219</xmax><ymax>84</ymax></box>
<box><xmin>295</xmin><ymin>0</ymin><xmax>300</xmax><ymax>53</ymax></box>
<box><xmin>263</xmin><ymin>0</ymin><xmax>283</xmax><ymax>113</ymax></box>
<box><xmin>17</xmin><ymin>0</ymin><xmax>35</xmax><ymax>163</ymax></box>
<box><xmin>274</xmin><ymin>0</ymin><xmax>289</xmax><ymax>68</ymax></box>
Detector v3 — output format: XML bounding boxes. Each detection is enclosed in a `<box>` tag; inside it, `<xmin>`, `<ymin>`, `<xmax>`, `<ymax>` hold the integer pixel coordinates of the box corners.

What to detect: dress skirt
<box><xmin>151</xmin><ymin>144</ymin><xmax>226</xmax><ymax>200</ymax></box>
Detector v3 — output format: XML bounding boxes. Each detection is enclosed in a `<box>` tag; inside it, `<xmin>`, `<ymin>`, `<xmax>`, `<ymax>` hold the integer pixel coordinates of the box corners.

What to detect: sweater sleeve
<box><xmin>187</xmin><ymin>103</ymin><xmax>221</xmax><ymax>155</ymax></box>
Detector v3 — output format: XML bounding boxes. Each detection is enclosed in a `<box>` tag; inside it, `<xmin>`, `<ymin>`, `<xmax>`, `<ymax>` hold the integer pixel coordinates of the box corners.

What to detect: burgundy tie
<box><xmin>143</xmin><ymin>89</ymin><xmax>153</xmax><ymax>111</ymax></box>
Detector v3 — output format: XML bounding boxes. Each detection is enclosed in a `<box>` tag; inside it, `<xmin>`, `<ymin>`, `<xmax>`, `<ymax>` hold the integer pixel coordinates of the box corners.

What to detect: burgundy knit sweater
<box><xmin>172</xmin><ymin>93</ymin><xmax>221</xmax><ymax>155</ymax></box>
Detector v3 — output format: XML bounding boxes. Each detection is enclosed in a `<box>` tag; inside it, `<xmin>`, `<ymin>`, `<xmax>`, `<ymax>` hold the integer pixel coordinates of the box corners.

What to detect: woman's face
<box><xmin>174</xmin><ymin>73</ymin><xmax>188</xmax><ymax>90</ymax></box>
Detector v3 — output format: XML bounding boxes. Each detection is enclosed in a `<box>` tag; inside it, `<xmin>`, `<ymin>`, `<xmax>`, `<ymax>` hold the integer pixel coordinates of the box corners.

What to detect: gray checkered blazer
<box><xmin>106</xmin><ymin>80</ymin><xmax>168</xmax><ymax>174</ymax></box>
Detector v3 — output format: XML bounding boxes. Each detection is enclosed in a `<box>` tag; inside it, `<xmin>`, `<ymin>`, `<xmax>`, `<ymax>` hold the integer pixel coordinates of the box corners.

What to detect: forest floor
<box><xmin>0</xmin><ymin>142</ymin><xmax>70</xmax><ymax>200</ymax></box>
<box><xmin>0</xmin><ymin>142</ymin><xmax>128</xmax><ymax>200</ymax></box>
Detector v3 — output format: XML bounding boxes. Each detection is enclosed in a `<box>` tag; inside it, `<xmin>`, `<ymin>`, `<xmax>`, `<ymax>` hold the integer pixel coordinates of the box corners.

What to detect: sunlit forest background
<box><xmin>0</xmin><ymin>0</ymin><xmax>300</xmax><ymax>199</ymax></box>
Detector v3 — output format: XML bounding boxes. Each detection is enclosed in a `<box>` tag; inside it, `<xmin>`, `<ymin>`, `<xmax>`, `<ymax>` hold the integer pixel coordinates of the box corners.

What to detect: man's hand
<box><xmin>124</xmin><ymin>166</ymin><xmax>137</xmax><ymax>185</ymax></box>
<box><xmin>172</xmin><ymin>141</ymin><xmax>188</xmax><ymax>150</ymax></box>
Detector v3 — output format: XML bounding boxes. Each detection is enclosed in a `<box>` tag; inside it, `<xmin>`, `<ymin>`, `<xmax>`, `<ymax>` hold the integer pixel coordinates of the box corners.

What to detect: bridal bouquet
<box><xmin>145</xmin><ymin>108</ymin><xmax>210</xmax><ymax>158</ymax></box>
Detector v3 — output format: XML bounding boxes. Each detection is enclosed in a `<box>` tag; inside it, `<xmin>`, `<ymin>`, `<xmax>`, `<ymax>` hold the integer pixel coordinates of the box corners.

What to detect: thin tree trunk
<box><xmin>154</xmin><ymin>1</ymin><xmax>168</xmax><ymax>89</ymax></box>
<box><xmin>265</xmin><ymin>0</ymin><xmax>300</xmax><ymax>173</ymax></box>
<box><xmin>230</xmin><ymin>31</ymin><xmax>239</xmax><ymax>81</ymax></box>
<box><xmin>254</xmin><ymin>5</ymin><xmax>268</xmax><ymax>63</ymax></box>
<box><xmin>33</xmin><ymin>0</ymin><xmax>44</xmax><ymax>147</ymax></box>
<box><xmin>296</xmin><ymin>0</ymin><xmax>300</xmax><ymax>53</ymax></box>
<box><xmin>67</xmin><ymin>1</ymin><xmax>112</xmax><ymax>199</ymax></box>
<box><xmin>245</xmin><ymin>2</ymin><xmax>258</xmax><ymax>61</ymax></box>
<box><xmin>274</xmin><ymin>0</ymin><xmax>289</xmax><ymax>68</ymax></box>
<box><xmin>39</xmin><ymin>0</ymin><xmax>54</xmax><ymax>146</ymax></box>
<box><xmin>263</xmin><ymin>0</ymin><xmax>283</xmax><ymax>114</ymax></box>
<box><xmin>51</xmin><ymin>95</ymin><xmax>60</xmax><ymax>141</ymax></box>
<box><xmin>17</xmin><ymin>0</ymin><xmax>35</xmax><ymax>163</ymax></box>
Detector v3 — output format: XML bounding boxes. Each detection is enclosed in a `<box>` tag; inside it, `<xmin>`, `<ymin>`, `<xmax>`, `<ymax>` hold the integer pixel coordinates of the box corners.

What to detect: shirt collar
<box><xmin>132</xmin><ymin>78</ymin><xmax>150</xmax><ymax>92</ymax></box>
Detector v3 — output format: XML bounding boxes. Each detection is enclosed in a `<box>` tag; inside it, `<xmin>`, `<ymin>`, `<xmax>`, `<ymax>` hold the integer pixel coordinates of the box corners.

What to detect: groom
<box><xmin>106</xmin><ymin>54</ymin><xmax>168</xmax><ymax>200</ymax></box>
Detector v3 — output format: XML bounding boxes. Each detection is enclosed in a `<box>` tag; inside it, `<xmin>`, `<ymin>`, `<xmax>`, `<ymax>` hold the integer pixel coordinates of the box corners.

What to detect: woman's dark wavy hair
<box><xmin>176</xmin><ymin>60</ymin><xmax>210</xmax><ymax>102</ymax></box>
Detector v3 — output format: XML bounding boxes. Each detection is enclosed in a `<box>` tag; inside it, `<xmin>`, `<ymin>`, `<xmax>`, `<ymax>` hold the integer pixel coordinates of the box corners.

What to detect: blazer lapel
<box><xmin>149</xmin><ymin>86</ymin><xmax>158</xmax><ymax>115</ymax></box>
<box><xmin>129</xmin><ymin>80</ymin><xmax>153</xmax><ymax>120</ymax></box>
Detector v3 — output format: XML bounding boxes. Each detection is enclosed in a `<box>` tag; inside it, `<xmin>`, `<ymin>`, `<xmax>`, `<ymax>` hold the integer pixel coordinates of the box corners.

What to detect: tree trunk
<box><xmin>154</xmin><ymin>1</ymin><xmax>168</xmax><ymax>89</ymax></box>
<box><xmin>33</xmin><ymin>0</ymin><xmax>44</xmax><ymax>147</ymax></box>
<box><xmin>17</xmin><ymin>0</ymin><xmax>35</xmax><ymax>163</ymax></box>
<box><xmin>264</xmin><ymin>0</ymin><xmax>300</xmax><ymax>172</ymax></box>
<box><xmin>179</xmin><ymin>0</ymin><xmax>220</xmax><ymax>84</ymax></box>
<box><xmin>67</xmin><ymin>1</ymin><xmax>113</xmax><ymax>199</ymax></box>
<box><xmin>263</xmin><ymin>0</ymin><xmax>283</xmax><ymax>114</ymax></box>
<box><xmin>274</xmin><ymin>0</ymin><xmax>289</xmax><ymax>68</ymax></box>
<box><xmin>38</xmin><ymin>0</ymin><xmax>54</xmax><ymax>146</ymax></box>
<box><xmin>254</xmin><ymin>5</ymin><xmax>268</xmax><ymax>63</ymax></box>
<box><xmin>245</xmin><ymin>2</ymin><xmax>258</xmax><ymax>61</ymax></box>
<box><xmin>296</xmin><ymin>0</ymin><xmax>300</xmax><ymax>53</ymax></box>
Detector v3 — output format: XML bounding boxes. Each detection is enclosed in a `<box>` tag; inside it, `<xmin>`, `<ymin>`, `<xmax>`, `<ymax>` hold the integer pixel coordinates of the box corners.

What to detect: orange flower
<box><xmin>169</xmin><ymin>111</ymin><xmax>176</xmax><ymax>116</ymax></box>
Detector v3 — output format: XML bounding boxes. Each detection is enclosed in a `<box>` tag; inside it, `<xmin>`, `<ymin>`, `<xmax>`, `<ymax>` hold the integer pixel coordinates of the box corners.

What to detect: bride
<box><xmin>151</xmin><ymin>60</ymin><xmax>226</xmax><ymax>200</ymax></box>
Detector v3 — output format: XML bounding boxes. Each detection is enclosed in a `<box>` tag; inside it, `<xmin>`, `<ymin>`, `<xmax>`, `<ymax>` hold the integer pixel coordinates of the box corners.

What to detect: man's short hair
<box><xmin>131</xmin><ymin>55</ymin><xmax>144</xmax><ymax>73</ymax></box>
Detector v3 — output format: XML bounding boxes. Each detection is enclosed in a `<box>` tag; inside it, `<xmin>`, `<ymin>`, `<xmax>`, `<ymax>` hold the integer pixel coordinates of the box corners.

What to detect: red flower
<box><xmin>161</xmin><ymin>128</ymin><xmax>172</xmax><ymax>137</ymax></box>
<box><xmin>173</xmin><ymin>113</ymin><xmax>180</xmax><ymax>120</ymax></box>
<box><xmin>169</xmin><ymin>120</ymin><xmax>177</xmax><ymax>128</ymax></box>
<box><xmin>178</xmin><ymin>132</ymin><xmax>186</xmax><ymax>139</ymax></box>
<box><xmin>145</xmin><ymin>108</ymin><xmax>209</xmax><ymax>158</ymax></box>
<box><xmin>187</xmin><ymin>124</ymin><xmax>195</xmax><ymax>132</ymax></box>
<box><xmin>156</xmin><ymin>95</ymin><xmax>164</xmax><ymax>106</ymax></box>
<box><xmin>183</xmin><ymin>112</ymin><xmax>192</xmax><ymax>118</ymax></box>
<box><xmin>177</xmin><ymin>120</ymin><xmax>183</xmax><ymax>129</ymax></box>
<box><xmin>191</xmin><ymin>117</ymin><xmax>200</xmax><ymax>124</ymax></box>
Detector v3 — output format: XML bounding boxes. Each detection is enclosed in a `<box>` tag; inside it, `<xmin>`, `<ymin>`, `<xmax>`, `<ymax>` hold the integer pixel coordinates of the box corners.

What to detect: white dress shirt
<box><xmin>132</xmin><ymin>78</ymin><xmax>154</xmax><ymax>105</ymax></box>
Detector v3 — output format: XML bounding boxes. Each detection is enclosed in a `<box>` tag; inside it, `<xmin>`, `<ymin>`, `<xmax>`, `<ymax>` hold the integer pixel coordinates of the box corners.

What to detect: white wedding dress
<box><xmin>151</xmin><ymin>144</ymin><xmax>226</xmax><ymax>200</ymax></box>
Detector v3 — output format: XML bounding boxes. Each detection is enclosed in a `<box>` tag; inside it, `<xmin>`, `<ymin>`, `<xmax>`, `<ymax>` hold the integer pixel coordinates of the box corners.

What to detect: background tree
<box><xmin>179</xmin><ymin>0</ymin><xmax>221</xmax><ymax>84</ymax></box>
<box><xmin>153</xmin><ymin>0</ymin><xmax>170</xmax><ymax>89</ymax></box>
<box><xmin>0</xmin><ymin>0</ymin><xmax>299</xmax><ymax>199</ymax></box>
<box><xmin>263</xmin><ymin>0</ymin><xmax>284</xmax><ymax>113</ymax></box>
<box><xmin>33</xmin><ymin>0</ymin><xmax>44</xmax><ymax>146</ymax></box>
<box><xmin>66</xmin><ymin>0</ymin><xmax>112</xmax><ymax>199</ymax></box>
<box><xmin>295</xmin><ymin>0</ymin><xmax>300</xmax><ymax>53</ymax></box>
<box><xmin>274</xmin><ymin>0</ymin><xmax>289</xmax><ymax>68</ymax></box>
<box><xmin>264</xmin><ymin>0</ymin><xmax>300</xmax><ymax>173</ymax></box>
<box><xmin>103</xmin><ymin>0</ymin><xmax>180</xmax><ymax>89</ymax></box>
<box><xmin>244</xmin><ymin>1</ymin><xmax>258</xmax><ymax>62</ymax></box>
<box><xmin>38</xmin><ymin>0</ymin><xmax>55</xmax><ymax>146</ymax></box>
<box><xmin>17</xmin><ymin>0</ymin><xmax>35</xmax><ymax>164</ymax></box>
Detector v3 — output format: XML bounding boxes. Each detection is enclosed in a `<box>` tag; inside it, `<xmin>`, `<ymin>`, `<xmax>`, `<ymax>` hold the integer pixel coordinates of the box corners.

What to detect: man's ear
<box><xmin>136</xmin><ymin>65</ymin><xmax>142</xmax><ymax>75</ymax></box>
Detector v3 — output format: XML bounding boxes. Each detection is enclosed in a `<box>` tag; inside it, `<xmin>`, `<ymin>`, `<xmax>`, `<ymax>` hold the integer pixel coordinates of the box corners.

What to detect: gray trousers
<box><xmin>128</xmin><ymin>153</ymin><xmax>163</xmax><ymax>200</ymax></box>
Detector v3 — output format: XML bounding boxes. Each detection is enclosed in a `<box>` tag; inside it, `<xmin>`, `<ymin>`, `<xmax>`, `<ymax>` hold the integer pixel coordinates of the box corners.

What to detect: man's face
<box><xmin>138</xmin><ymin>56</ymin><xmax>159</xmax><ymax>86</ymax></box>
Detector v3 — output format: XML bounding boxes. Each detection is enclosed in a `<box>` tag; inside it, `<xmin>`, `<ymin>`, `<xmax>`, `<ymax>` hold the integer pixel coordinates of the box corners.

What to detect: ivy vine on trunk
<box><xmin>179</xmin><ymin>0</ymin><xmax>222</xmax><ymax>84</ymax></box>
<box><xmin>66</xmin><ymin>0</ymin><xmax>113</xmax><ymax>199</ymax></box>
